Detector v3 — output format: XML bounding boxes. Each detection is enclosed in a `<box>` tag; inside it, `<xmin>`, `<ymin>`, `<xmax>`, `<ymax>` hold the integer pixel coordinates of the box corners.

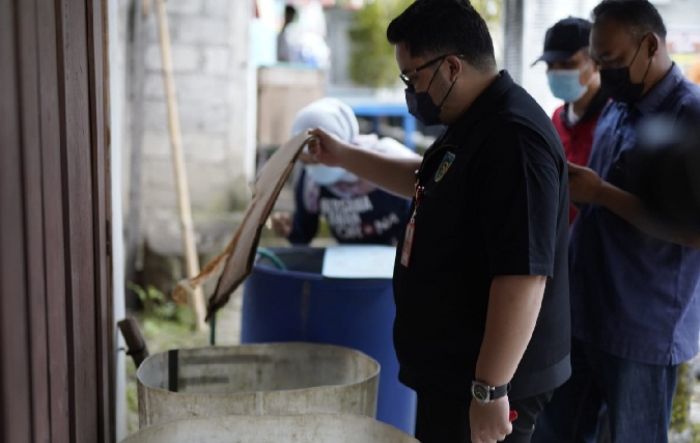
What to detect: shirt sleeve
<box><xmin>475</xmin><ymin>123</ymin><xmax>562</xmax><ymax>278</ymax></box>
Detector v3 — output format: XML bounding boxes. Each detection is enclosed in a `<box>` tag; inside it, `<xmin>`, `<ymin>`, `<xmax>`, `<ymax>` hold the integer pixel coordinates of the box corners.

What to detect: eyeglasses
<box><xmin>399</xmin><ymin>53</ymin><xmax>464</xmax><ymax>86</ymax></box>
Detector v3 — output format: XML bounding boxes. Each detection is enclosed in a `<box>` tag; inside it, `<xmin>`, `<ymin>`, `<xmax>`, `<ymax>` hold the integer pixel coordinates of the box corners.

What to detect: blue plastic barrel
<box><xmin>241</xmin><ymin>247</ymin><xmax>416</xmax><ymax>434</ymax></box>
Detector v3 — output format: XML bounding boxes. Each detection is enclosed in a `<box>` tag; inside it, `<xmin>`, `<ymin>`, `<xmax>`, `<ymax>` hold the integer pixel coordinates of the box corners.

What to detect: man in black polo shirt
<box><xmin>308</xmin><ymin>1</ymin><xmax>570</xmax><ymax>442</ymax></box>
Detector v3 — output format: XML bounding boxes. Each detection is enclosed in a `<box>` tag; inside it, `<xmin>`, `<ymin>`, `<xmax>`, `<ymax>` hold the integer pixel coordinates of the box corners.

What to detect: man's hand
<box><xmin>568</xmin><ymin>161</ymin><xmax>604</xmax><ymax>205</ymax></box>
<box><xmin>470</xmin><ymin>397</ymin><xmax>513</xmax><ymax>443</ymax></box>
<box><xmin>568</xmin><ymin>161</ymin><xmax>700</xmax><ymax>248</ymax></box>
<box><xmin>305</xmin><ymin>127</ymin><xmax>421</xmax><ymax>198</ymax></box>
<box><xmin>306</xmin><ymin>128</ymin><xmax>347</xmax><ymax>167</ymax></box>
<box><xmin>270</xmin><ymin>212</ymin><xmax>292</xmax><ymax>238</ymax></box>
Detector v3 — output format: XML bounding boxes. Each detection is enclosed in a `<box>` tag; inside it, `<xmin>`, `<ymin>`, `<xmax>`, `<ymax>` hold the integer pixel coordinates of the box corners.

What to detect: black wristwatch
<box><xmin>471</xmin><ymin>380</ymin><xmax>510</xmax><ymax>404</ymax></box>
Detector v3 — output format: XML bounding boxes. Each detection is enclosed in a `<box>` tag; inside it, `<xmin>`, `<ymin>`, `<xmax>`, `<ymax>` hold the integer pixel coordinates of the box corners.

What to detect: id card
<box><xmin>400</xmin><ymin>217</ymin><xmax>415</xmax><ymax>267</ymax></box>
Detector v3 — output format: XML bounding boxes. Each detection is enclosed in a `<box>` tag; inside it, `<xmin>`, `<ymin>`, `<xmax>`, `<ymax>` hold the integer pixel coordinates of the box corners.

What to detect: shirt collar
<box><xmin>449</xmin><ymin>70</ymin><xmax>514</xmax><ymax>132</ymax></box>
<box><xmin>559</xmin><ymin>87</ymin><xmax>610</xmax><ymax>128</ymax></box>
<box><xmin>634</xmin><ymin>63</ymin><xmax>684</xmax><ymax>115</ymax></box>
<box><xmin>423</xmin><ymin>71</ymin><xmax>513</xmax><ymax>163</ymax></box>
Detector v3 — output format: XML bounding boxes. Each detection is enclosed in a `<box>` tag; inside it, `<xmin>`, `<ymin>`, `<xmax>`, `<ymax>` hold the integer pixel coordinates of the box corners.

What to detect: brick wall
<box><xmin>130</xmin><ymin>0</ymin><xmax>255</xmax><ymax>251</ymax></box>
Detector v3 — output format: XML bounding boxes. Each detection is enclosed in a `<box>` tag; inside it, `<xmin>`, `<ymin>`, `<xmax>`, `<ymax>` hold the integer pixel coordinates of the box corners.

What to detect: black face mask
<box><xmin>405</xmin><ymin>58</ymin><xmax>457</xmax><ymax>126</ymax></box>
<box><xmin>600</xmin><ymin>35</ymin><xmax>653</xmax><ymax>105</ymax></box>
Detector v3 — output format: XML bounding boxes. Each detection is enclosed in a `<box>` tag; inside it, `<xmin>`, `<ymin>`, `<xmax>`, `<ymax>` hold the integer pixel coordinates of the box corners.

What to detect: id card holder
<box><xmin>400</xmin><ymin>185</ymin><xmax>423</xmax><ymax>268</ymax></box>
<box><xmin>400</xmin><ymin>216</ymin><xmax>415</xmax><ymax>267</ymax></box>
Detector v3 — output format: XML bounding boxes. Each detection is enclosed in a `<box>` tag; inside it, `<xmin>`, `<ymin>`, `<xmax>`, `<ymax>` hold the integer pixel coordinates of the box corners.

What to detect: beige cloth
<box><xmin>173</xmin><ymin>133</ymin><xmax>311</xmax><ymax>318</ymax></box>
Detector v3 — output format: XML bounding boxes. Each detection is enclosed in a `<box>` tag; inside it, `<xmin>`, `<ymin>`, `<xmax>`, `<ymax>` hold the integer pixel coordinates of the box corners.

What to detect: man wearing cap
<box><xmin>534</xmin><ymin>17</ymin><xmax>608</xmax><ymax>223</ymax></box>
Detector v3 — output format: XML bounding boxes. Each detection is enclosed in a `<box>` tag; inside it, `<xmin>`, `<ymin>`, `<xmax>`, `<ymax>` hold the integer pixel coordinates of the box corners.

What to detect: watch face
<box><xmin>472</xmin><ymin>384</ymin><xmax>489</xmax><ymax>402</ymax></box>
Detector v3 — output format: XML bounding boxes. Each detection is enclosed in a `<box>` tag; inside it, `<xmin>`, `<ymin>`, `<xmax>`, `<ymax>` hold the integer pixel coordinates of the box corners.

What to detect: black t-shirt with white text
<box><xmin>288</xmin><ymin>170</ymin><xmax>411</xmax><ymax>245</ymax></box>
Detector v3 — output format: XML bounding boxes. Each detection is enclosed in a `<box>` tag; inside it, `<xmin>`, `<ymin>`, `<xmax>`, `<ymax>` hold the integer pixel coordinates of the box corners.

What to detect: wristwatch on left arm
<box><xmin>471</xmin><ymin>380</ymin><xmax>510</xmax><ymax>404</ymax></box>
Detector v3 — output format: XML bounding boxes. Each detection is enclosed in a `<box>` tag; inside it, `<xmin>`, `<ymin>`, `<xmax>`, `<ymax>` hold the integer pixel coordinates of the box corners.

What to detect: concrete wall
<box><xmin>655</xmin><ymin>0</ymin><xmax>700</xmax><ymax>30</ymax></box>
<box><xmin>132</xmin><ymin>0</ymin><xmax>256</xmax><ymax>249</ymax></box>
<box><xmin>655</xmin><ymin>0</ymin><xmax>700</xmax><ymax>71</ymax></box>
<box><xmin>326</xmin><ymin>7</ymin><xmax>353</xmax><ymax>87</ymax></box>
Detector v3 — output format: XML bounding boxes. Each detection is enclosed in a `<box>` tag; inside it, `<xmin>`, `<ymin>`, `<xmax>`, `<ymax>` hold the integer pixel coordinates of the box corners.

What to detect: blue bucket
<box><xmin>241</xmin><ymin>247</ymin><xmax>416</xmax><ymax>434</ymax></box>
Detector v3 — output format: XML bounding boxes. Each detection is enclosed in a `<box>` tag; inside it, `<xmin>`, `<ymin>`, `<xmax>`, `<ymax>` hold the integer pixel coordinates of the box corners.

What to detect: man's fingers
<box><xmin>306</xmin><ymin>137</ymin><xmax>319</xmax><ymax>154</ymax></box>
<box><xmin>308</xmin><ymin>128</ymin><xmax>327</xmax><ymax>144</ymax></box>
<box><xmin>297</xmin><ymin>151</ymin><xmax>318</xmax><ymax>164</ymax></box>
<box><xmin>472</xmin><ymin>423</ymin><xmax>512</xmax><ymax>442</ymax></box>
<box><xmin>306</xmin><ymin>135</ymin><xmax>328</xmax><ymax>159</ymax></box>
<box><xmin>502</xmin><ymin>422</ymin><xmax>513</xmax><ymax>435</ymax></box>
<box><xmin>472</xmin><ymin>429</ymin><xmax>503</xmax><ymax>443</ymax></box>
<box><xmin>567</xmin><ymin>161</ymin><xmax>584</xmax><ymax>175</ymax></box>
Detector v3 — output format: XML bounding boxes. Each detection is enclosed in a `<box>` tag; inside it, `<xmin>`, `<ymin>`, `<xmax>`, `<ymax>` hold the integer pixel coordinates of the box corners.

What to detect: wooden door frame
<box><xmin>0</xmin><ymin>0</ymin><xmax>114</xmax><ymax>441</ymax></box>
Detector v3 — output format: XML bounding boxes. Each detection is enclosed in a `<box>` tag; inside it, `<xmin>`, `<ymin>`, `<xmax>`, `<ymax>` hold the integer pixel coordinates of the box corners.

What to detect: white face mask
<box><xmin>305</xmin><ymin>165</ymin><xmax>356</xmax><ymax>186</ymax></box>
<box><xmin>547</xmin><ymin>69</ymin><xmax>587</xmax><ymax>103</ymax></box>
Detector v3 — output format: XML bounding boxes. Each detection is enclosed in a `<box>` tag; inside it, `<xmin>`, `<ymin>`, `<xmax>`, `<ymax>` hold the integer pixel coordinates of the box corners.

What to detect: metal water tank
<box><xmin>137</xmin><ymin>342</ymin><xmax>379</xmax><ymax>428</ymax></box>
<box><xmin>122</xmin><ymin>414</ymin><xmax>419</xmax><ymax>443</ymax></box>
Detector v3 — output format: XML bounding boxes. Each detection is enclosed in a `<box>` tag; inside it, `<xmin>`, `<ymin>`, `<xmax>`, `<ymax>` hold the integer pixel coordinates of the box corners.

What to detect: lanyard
<box><xmin>400</xmin><ymin>183</ymin><xmax>424</xmax><ymax>268</ymax></box>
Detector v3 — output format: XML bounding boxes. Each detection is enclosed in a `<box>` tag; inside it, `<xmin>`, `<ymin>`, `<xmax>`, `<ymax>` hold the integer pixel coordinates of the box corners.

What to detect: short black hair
<box><xmin>386</xmin><ymin>0</ymin><xmax>496</xmax><ymax>71</ymax></box>
<box><xmin>592</xmin><ymin>0</ymin><xmax>667</xmax><ymax>40</ymax></box>
<box><xmin>285</xmin><ymin>5</ymin><xmax>297</xmax><ymax>19</ymax></box>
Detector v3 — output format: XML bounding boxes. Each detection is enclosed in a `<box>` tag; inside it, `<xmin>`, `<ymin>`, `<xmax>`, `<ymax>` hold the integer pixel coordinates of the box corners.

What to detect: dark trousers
<box><xmin>531</xmin><ymin>339</ymin><xmax>678</xmax><ymax>443</ymax></box>
<box><xmin>415</xmin><ymin>387</ymin><xmax>553</xmax><ymax>443</ymax></box>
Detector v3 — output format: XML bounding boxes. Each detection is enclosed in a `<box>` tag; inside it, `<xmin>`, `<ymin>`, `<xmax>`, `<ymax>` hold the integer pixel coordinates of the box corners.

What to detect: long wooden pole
<box><xmin>154</xmin><ymin>0</ymin><xmax>207</xmax><ymax>331</ymax></box>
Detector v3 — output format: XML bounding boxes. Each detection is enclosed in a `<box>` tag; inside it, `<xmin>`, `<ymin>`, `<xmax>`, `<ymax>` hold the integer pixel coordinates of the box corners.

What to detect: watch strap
<box><xmin>491</xmin><ymin>382</ymin><xmax>509</xmax><ymax>399</ymax></box>
<box><xmin>471</xmin><ymin>380</ymin><xmax>510</xmax><ymax>403</ymax></box>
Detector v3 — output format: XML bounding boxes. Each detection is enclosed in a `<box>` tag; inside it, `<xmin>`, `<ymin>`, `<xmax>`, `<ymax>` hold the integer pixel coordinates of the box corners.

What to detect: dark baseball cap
<box><xmin>532</xmin><ymin>17</ymin><xmax>592</xmax><ymax>66</ymax></box>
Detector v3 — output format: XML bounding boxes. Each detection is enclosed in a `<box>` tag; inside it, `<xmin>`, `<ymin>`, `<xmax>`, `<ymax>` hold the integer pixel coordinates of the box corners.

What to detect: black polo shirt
<box><xmin>393</xmin><ymin>71</ymin><xmax>571</xmax><ymax>401</ymax></box>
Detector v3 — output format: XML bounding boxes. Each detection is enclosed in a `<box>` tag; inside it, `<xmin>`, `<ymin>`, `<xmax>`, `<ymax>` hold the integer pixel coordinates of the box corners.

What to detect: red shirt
<box><xmin>551</xmin><ymin>105</ymin><xmax>598</xmax><ymax>166</ymax></box>
<box><xmin>551</xmin><ymin>91</ymin><xmax>609</xmax><ymax>223</ymax></box>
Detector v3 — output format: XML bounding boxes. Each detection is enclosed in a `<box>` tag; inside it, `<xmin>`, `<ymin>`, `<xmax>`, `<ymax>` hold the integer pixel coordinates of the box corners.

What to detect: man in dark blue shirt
<box><xmin>533</xmin><ymin>2</ymin><xmax>700</xmax><ymax>442</ymax></box>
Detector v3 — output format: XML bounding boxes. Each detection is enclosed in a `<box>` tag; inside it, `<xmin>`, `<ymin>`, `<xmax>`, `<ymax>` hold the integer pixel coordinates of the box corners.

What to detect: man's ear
<box><xmin>647</xmin><ymin>33</ymin><xmax>660</xmax><ymax>58</ymax></box>
<box><xmin>446</xmin><ymin>55</ymin><xmax>463</xmax><ymax>80</ymax></box>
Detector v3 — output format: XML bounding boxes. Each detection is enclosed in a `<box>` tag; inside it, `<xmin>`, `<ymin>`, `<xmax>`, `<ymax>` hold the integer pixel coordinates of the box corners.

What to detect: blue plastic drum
<box><xmin>241</xmin><ymin>247</ymin><xmax>417</xmax><ymax>434</ymax></box>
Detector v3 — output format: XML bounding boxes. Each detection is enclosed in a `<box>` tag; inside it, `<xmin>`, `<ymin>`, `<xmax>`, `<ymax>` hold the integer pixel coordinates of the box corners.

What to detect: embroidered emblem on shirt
<box><xmin>434</xmin><ymin>151</ymin><xmax>456</xmax><ymax>182</ymax></box>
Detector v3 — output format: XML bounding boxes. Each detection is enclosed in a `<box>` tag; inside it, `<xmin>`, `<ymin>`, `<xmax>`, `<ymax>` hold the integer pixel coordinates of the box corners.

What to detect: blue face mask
<box><xmin>547</xmin><ymin>69</ymin><xmax>587</xmax><ymax>103</ymax></box>
<box><xmin>305</xmin><ymin>164</ymin><xmax>352</xmax><ymax>186</ymax></box>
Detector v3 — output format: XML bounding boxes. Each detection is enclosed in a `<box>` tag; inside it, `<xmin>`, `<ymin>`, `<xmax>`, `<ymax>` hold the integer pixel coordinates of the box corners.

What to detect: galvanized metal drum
<box><xmin>122</xmin><ymin>414</ymin><xmax>419</xmax><ymax>443</ymax></box>
<box><xmin>137</xmin><ymin>343</ymin><xmax>379</xmax><ymax>428</ymax></box>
